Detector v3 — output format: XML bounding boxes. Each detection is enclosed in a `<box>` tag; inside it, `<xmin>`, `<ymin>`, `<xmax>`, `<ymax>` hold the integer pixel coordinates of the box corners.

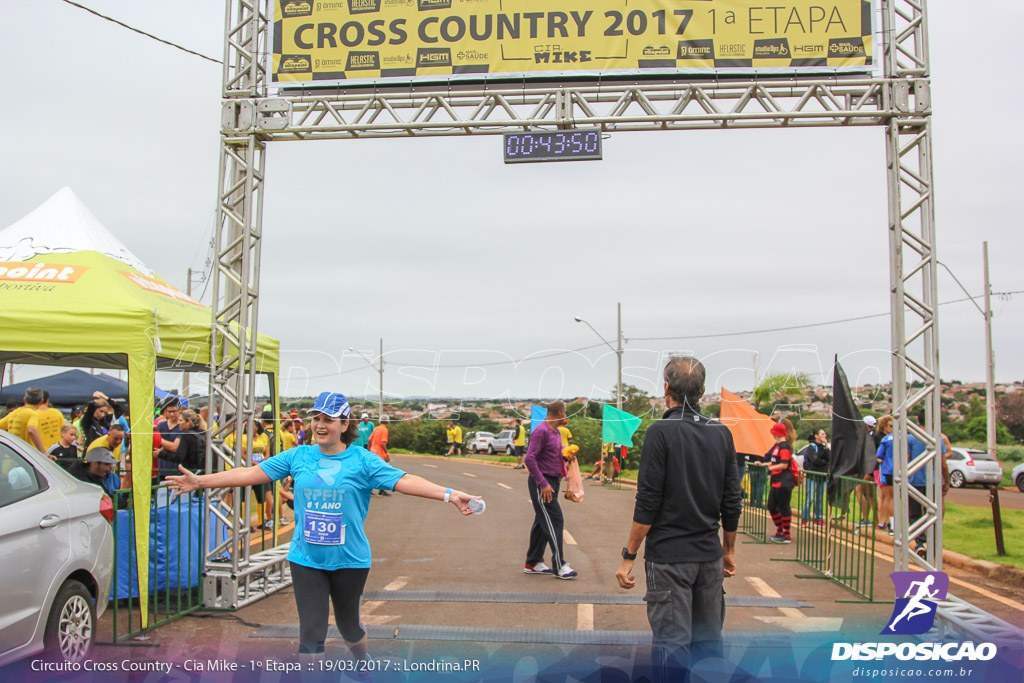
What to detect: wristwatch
<box><xmin>621</xmin><ymin>547</ymin><xmax>637</xmax><ymax>561</ymax></box>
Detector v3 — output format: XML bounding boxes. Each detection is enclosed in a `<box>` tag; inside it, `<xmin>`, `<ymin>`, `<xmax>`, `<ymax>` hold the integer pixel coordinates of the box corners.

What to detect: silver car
<box><xmin>0</xmin><ymin>431</ymin><xmax>114</xmax><ymax>666</ymax></box>
<box><xmin>489</xmin><ymin>429</ymin><xmax>517</xmax><ymax>455</ymax></box>
<box><xmin>946</xmin><ymin>447</ymin><xmax>1003</xmax><ymax>488</ymax></box>
<box><xmin>1012</xmin><ymin>462</ymin><xmax>1024</xmax><ymax>493</ymax></box>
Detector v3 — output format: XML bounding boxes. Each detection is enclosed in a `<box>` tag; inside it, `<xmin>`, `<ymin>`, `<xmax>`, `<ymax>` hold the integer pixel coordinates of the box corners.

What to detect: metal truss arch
<box><xmin>203</xmin><ymin>0</ymin><xmax>1021</xmax><ymax>644</ymax></box>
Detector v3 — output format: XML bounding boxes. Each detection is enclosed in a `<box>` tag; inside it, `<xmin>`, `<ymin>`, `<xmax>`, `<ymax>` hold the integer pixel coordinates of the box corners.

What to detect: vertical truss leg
<box><xmin>205</xmin><ymin>132</ymin><xmax>266</xmax><ymax>606</ymax></box>
<box><xmin>886</xmin><ymin>115</ymin><xmax>941</xmax><ymax>575</ymax></box>
<box><xmin>204</xmin><ymin>0</ymin><xmax>279</xmax><ymax>609</ymax></box>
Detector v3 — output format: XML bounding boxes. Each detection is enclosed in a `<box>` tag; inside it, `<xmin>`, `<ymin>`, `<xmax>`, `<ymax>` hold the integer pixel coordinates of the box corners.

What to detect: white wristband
<box><xmin>444</xmin><ymin>487</ymin><xmax>452</xmax><ymax>503</ymax></box>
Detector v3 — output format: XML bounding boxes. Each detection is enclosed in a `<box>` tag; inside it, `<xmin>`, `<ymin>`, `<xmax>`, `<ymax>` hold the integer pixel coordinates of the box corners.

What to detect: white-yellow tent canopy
<box><xmin>0</xmin><ymin>188</ymin><xmax>279</xmax><ymax>627</ymax></box>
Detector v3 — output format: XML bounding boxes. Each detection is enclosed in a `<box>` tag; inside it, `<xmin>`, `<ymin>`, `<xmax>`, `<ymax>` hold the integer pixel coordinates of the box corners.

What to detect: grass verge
<box><xmin>942</xmin><ymin>502</ymin><xmax>1024</xmax><ymax>570</ymax></box>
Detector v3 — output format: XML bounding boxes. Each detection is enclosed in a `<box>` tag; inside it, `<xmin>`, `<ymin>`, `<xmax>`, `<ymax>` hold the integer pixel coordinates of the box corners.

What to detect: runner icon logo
<box><xmin>882</xmin><ymin>571</ymin><xmax>949</xmax><ymax>635</ymax></box>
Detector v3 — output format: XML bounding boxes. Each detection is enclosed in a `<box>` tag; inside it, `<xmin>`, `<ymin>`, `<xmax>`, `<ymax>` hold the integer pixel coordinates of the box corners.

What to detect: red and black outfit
<box><xmin>766</xmin><ymin>442</ymin><xmax>795</xmax><ymax>540</ymax></box>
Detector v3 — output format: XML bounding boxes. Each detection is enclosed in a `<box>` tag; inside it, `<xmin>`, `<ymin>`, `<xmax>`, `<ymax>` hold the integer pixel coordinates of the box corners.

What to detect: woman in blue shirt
<box><xmin>166</xmin><ymin>391</ymin><xmax>479</xmax><ymax>663</ymax></box>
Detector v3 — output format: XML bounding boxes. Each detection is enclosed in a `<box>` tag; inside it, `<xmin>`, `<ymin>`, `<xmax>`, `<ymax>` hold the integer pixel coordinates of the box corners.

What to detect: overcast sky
<box><xmin>1</xmin><ymin>1</ymin><xmax>1021</xmax><ymax>403</ymax></box>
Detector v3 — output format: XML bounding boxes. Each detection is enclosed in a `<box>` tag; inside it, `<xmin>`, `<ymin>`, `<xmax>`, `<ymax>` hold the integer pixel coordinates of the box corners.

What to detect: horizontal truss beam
<box><xmin>224</xmin><ymin>78</ymin><xmax>931</xmax><ymax>140</ymax></box>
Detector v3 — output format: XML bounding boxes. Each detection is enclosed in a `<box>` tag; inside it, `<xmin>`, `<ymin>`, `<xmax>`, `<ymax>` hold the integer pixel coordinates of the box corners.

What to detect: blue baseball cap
<box><xmin>306</xmin><ymin>392</ymin><xmax>351</xmax><ymax>419</ymax></box>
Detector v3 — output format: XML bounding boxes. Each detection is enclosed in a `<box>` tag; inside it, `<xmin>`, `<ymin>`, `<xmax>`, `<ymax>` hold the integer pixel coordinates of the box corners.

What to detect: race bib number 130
<box><xmin>304</xmin><ymin>509</ymin><xmax>345</xmax><ymax>545</ymax></box>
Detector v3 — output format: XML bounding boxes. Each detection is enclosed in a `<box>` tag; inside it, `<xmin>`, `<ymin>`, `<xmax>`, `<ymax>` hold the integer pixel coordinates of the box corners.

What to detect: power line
<box><xmin>626</xmin><ymin>291</ymin><xmax>1023</xmax><ymax>342</ymax></box>
<box><xmin>299</xmin><ymin>342</ymin><xmax>611</xmax><ymax>379</ymax></box>
<box><xmin>292</xmin><ymin>291</ymin><xmax>1024</xmax><ymax>379</ymax></box>
<box><xmin>58</xmin><ymin>0</ymin><xmax>222</xmax><ymax>65</ymax></box>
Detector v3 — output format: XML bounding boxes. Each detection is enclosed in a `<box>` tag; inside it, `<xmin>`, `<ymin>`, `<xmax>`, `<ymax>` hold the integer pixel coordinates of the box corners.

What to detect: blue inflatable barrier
<box><xmin>113</xmin><ymin>492</ymin><xmax>226</xmax><ymax>600</ymax></box>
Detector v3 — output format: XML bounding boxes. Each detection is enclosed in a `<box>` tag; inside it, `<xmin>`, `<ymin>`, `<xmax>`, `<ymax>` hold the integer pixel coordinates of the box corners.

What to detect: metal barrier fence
<box><xmin>109</xmin><ymin>483</ymin><xmax>205</xmax><ymax>642</ymax></box>
<box><xmin>794</xmin><ymin>471</ymin><xmax>877</xmax><ymax>602</ymax></box>
<box><xmin>740</xmin><ymin>463</ymin><xmax>769</xmax><ymax>542</ymax></box>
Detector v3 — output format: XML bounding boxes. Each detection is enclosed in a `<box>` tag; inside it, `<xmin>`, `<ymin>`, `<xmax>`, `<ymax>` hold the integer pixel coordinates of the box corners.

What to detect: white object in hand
<box><xmin>468</xmin><ymin>498</ymin><xmax>486</xmax><ymax>515</ymax></box>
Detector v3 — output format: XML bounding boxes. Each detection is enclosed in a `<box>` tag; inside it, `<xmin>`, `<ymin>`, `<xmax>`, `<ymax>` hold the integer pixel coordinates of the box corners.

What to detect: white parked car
<box><xmin>465</xmin><ymin>431</ymin><xmax>495</xmax><ymax>454</ymax></box>
<box><xmin>946</xmin><ymin>447</ymin><xmax>1003</xmax><ymax>488</ymax></box>
<box><xmin>1012</xmin><ymin>462</ymin><xmax>1024</xmax><ymax>493</ymax></box>
<box><xmin>0</xmin><ymin>431</ymin><xmax>114</xmax><ymax>666</ymax></box>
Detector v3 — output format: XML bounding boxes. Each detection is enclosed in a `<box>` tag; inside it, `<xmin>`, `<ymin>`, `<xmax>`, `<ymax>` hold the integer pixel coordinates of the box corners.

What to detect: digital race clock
<box><xmin>503</xmin><ymin>129</ymin><xmax>603</xmax><ymax>164</ymax></box>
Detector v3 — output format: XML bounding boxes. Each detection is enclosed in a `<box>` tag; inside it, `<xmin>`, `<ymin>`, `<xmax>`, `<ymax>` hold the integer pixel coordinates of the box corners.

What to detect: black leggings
<box><xmin>767</xmin><ymin>485</ymin><xmax>793</xmax><ymax>537</ymax></box>
<box><xmin>290</xmin><ymin>562</ymin><xmax>370</xmax><ymax>653</ymax></box>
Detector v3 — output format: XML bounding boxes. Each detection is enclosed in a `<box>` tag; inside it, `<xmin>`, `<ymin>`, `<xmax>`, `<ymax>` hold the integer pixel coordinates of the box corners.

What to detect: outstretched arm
<box><xmin>392</xmin><ymin>474</ymin><xmax>478</xmax><ymax>515</ymax></box>
<box><xmin>165</xmin><ymin>464</ymin><xmax>270</xmax><ymax>496</ymax></box>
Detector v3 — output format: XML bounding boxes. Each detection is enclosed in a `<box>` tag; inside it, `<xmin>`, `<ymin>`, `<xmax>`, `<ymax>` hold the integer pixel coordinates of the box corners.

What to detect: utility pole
<box><xmin>349</xmin><ymin>343</ymin><xmax>384</xmax><ymax>420</ymax></box>
<box><xmin>616</xmin><ymin>302</ymin><xmax>623</xmax><ymax>411</ymax></box>
<box><xmin>983</xmin><ymin>242</ymin><xmax>1005</xmax><ymax>556</ymax></box>
<box><xmin>983</xmin><ymin>242</ymin><xmax>996</xmax><ymax>462</ymax></box>
<box><xmin>938</xmin><ymin>247</ymin><xmax>1005</xmax><ymax>557</ymax></box>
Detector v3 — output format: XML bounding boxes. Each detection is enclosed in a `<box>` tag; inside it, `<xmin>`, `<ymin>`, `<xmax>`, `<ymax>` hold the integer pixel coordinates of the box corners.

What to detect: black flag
<box><xmin>829</xmin><ymin>358</ymin><xmax>876</xmax><ymax>510</ymax></box>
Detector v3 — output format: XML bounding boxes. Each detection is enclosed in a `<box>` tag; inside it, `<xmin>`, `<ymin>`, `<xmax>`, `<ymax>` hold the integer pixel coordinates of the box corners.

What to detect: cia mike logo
<box><xmin>882</xmin><ymin>572</ymin><xmax>949</xmax><ymax>635</ymax></box>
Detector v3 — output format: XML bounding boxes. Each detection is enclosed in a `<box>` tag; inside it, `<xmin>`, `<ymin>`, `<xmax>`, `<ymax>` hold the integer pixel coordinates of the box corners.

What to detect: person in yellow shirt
<box><xmin>85</xmin><ymin>424</ymin><xmax>126</xmax><ymax>491</ymax></box>
<box><xmin>0</xmin><ymin>386</ymin><xmax>44</xmax><ymax>451</ymax></box>
<box><xmin>445</xmin><ymin>423</ymin><xmax>454</xmax><ymax>456</ymax></box>
<box><xmin>512</xmin><ymin>418</ymin><xmax>527</xmax><ymax>469</ymax></box>
<box><xmin>225</xmin><ymin>420</ymin><xmax>276</xmax><ymax>529</ymax></box>
<box><xmin>280</xmin><ymin>417</ymin><xmax>298</xmax><ymax>452</ymax></box>
<box><xmin>557</xmin><ymin>423</ymin><xmax>573</xmax><ymax>450</ymax></box>
<box><xmin>29</xmin><ymin>390</ymin><xmax>67</xmax><ymax>452</ymax></box>
<box><xmin>199</xmin><ymin>405</ymin><xmax>217</xmax><ymax>432</ymax></box>
<box><xmin>86</xmin><ymin>423</ymin><xmax>126</xmax><ymax>459</ymax></box>
<box><xmin>452</xmin><ymin>423</ymin><xmax>463</xmax><ymax>456</ymax></box>
<box><xmin>447</xmin><ymin>421</ymin><xmax>463</xmax><ymax>457</ymax></box>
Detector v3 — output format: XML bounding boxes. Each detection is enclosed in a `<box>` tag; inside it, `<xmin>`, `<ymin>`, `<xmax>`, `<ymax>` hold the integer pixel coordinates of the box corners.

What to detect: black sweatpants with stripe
<box><xmin>526</xmin><ymin>474</ymin><xmax>566</xmax><ymax>569</ymax></box>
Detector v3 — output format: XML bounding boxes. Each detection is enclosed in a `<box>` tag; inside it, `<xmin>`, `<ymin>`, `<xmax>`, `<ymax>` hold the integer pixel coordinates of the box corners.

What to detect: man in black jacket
<box><xmin>67</xmin><ymin>447</ymin><xmax>119</xmax><ymax>497</ymax></box>
<box><xmin>615</xmin><ymin>356</ymin><xmax>742</xmax><ymax>676</ymax></box>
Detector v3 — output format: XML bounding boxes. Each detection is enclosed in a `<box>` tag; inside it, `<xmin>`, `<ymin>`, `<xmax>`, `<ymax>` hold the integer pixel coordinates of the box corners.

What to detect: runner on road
<box><xmin>166</xmin><ymin>391</ymin><xmax>479</xmax><ymax>667</ymax></box>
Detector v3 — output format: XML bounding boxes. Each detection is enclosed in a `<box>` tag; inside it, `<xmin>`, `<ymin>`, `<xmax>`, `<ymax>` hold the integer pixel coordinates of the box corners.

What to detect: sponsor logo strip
<box><xmin>0</xmin><ymin>262</ymin><xmax>87</xmax><ymax>283</ymax></box>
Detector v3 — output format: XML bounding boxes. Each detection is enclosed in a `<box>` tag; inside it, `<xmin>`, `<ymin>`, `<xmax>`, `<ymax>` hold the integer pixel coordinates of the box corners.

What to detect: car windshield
<box><xmin>967</xmin><ymin>450</ymin><xmax>996</xmax><ymax>461</ymax></box>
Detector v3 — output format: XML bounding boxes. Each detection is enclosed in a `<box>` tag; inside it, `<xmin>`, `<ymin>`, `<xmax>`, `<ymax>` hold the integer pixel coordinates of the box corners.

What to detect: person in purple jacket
<box><xmin>523</xmin><ymin>399</ymin><xmax>577</xmax><ymax>579</ymax></box>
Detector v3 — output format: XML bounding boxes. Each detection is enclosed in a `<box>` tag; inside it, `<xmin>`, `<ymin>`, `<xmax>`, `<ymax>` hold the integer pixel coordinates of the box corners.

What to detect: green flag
<box><xmin>602</xmin><ymin>403</ymin><xmax>643</xmax><ymax>447</ymax></box>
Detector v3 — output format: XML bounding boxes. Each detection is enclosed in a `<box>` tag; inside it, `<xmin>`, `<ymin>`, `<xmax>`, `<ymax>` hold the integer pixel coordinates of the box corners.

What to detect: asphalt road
<box><xmin>4</xmin><ymin>454</ymin><xmax>1022</xmax><ymax>682</ymax></box>
<box><xmin>947</xmin><ymin>484</ymin><xmax>1024</xmax><ymax>511</ymax></box>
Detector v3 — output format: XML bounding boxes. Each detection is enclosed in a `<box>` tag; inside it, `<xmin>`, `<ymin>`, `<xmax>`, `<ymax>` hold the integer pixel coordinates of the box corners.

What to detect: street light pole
<box><xmin>575</xmin><ymin>304</ymin><xmax>623</xmax><ymax>409</ymax></box>
<box><xmin>617</xmin><ymin>302</ymin><xmax>623</xmax><ymax>411</ymax></box>
<box><xmin>379</xmin><ymin>337</ymin><xmax>384</xmax><ymax>422</ymax></box>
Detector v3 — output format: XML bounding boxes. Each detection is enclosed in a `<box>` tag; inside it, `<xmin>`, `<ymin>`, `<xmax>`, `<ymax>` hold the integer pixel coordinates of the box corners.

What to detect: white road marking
<box><xmin>422</xmin><ymin>464</ymin><xmax>437</xmax><ymax>468</ymax></box>
<box><xmin>746</xmin><ymin>576</ymin><xmax>844</xmax><ymax>633</ymax></box>
<box><xmin>497</xmin><ymin>483</ymin><xmax>512</xmax><ymax>490</ymax></box>
<box><xmin>461</xmin><ymin>472</ymin><xmax>477</xmax><ymax>478</ymax></box>
<box><xmin>384</xmin><ymin>577</ymin><xmax>409</xmax><ymax>591</ymax></box>
<box><xmin>362</xmin><ymin>600</ymin><xmax>384</xmax><ymax>614</ymax></box>
<box><xmin>564</xmin><ymin>529</ymin><xmax>578</xmax><ymax>546</ymax></box>
<box><xmin>362</xmin><ymin>614</ymin><xmax>399</xmax><ymax>625</ymax></box>
<box><xmin>577</xmin><ymin>603</ymin><xmax>594</xmax><ymax>631</ymax></box>
<box><xmin>361</xmin><ymin>577</ymin><xmax>408</xmax><ymax>624</ymax></box>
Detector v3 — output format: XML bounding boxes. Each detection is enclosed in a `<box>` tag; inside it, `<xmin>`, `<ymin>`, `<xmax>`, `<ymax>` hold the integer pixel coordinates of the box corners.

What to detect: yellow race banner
<box><xmin>272</xmin><ymin>0</ymin><xmax>876</xmax><ymax>86</ymax></box>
